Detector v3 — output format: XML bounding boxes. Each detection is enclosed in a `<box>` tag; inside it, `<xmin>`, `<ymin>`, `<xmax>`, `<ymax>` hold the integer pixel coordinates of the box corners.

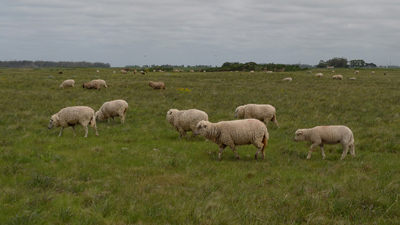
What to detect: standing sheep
<box><xmin>96</xmin><ymin>99</ymin><xmax>128</xmax><ymax>124</ymax></box>
<box><xmin>59</xmin><ymin>79</ymin><xmax>75</xmax><ymax>88</ymax></box>
<box><xmin>235</xmin><ymin>104</ymin><xmax>279</xmax><ymax>128</ymax></box>
<box><xmin>166</xmin><ymin>109</ymin><xmax>208</xmax><ymax>138</ymax></box>
<box><xmin>48</xmin><ymin>106</ymin><xmax>98</xmax><ymax>137</ymax></box>
<box><xmin>294</xmin><ymin>125</ymin><xmax>355</xmax><ymax>160</ymax></box>
<box><xmin>332</xmin><ymin>75</ymin><xmax>343</xmax><ymax>80</ymax></box>
<box><xmin>196</xmin><ymin>119</ymin><xmax>269</xmax><ymax>160</ymax></box>
<box><xmin>149</xmin><ymin>81</ymin><xmax>165</xmax><ymax>90</ymax></box>
<box><xmin>315</xmin><ymin>73</ymin><xmax>323</xmax><ymax>78</ymax></box>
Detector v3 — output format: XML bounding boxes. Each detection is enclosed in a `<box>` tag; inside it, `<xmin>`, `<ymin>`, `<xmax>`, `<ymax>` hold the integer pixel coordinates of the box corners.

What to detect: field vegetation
<box><xmin>1</xmin><ymin>68</ymin><xmax>400</xmax><ymax>224</ymax></box>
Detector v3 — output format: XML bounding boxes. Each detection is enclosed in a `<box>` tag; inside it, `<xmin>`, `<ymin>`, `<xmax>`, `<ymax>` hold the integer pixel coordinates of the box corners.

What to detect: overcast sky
<box><xmin>1</xmin><ymin>0</ymin><xmax>399</xmax><ymax>67</ymax></box>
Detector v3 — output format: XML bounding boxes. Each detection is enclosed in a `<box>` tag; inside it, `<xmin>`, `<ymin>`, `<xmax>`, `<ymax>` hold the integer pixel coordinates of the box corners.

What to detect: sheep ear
<box><xmin>297</xmin><ymin>131</ymin><xmax>303</xmax><ymax>135</ymax></box>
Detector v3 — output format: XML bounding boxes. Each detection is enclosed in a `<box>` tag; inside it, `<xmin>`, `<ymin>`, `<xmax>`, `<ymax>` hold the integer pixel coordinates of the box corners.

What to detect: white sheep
<box><xmin>354</xmin><ymin>71</ymin><xmax>359</xmax><ymax>74</ymax></box>
<box><xmin>59</xmin><ymin>79</ymin><xmax>75</xmax><ymax>88</ymax></box>
<box><xmin>371</xmin><ymin>71</ymin><xmax>376</xmax><ymax>74</ymax></box>
<box><xmin>332</xmin><ymin>75</ymin><xmax>343</xmax><ymax>80</ymax></box>
<box><xmin>282</xmin><ymin>77</ymin><xmax>292</xmax><ymax>81</ymax></box>
<box><xmin>149</xmin><ymin>81</ymin><xmax>165</xmax><ymax>90</ymax></box>
<box><xmin>96</xmin><ymin>99</ymin><xmax>128</xmax><ymax>124</ymax></box>
<box><xmin>294</xmin><ymin>125</ymin><xmax>355</xmax><ymax>160</ymax></box>
<box><xmin>48</xmin><ymin>106</ymin><xmax>98</xmax><ymax>137</ymax></box>
<box><xmin>315</xmin><ymin>73</ymin><xmax>323</xmax><ymax>78</ymax></box>
<box><xmin>349</xmin><ymin>77</ymin><xmax>357</xmax><ymax>80</ymax></box>
<box><xmin>167</xmin><ymin>109</ymin><xmax>208</xmax><ymax>138</ymax></box>
<box><xmin>82</xmin><ymin>80</ymin><xmax>101</xmax><ymax>90</ymax></box>
<box><xmin>235</xmin><ymin>104</ymin><xmax>279</xmax><ymax>128</ymax></box>
<box><xmin>196</xmin><ymin>119</ymin><xmax>269</xmax><ymax>160</ymax></box>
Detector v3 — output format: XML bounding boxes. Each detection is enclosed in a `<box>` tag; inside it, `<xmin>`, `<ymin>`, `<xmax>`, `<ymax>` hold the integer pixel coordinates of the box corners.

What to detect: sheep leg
<box><xmin>218</xmin><ymin>146</ymin><xmax>225</xmax><ymax>161</ymax></box>
<box><xmin>229</xmin><ymin>146</ymin><xmax>241</xmax><ymax>160</ymax></box>
<box><xmin>93</xmin><ymin>124</ymin><xmax>99</xmax><ymax>136</ymax></box>
<box><xmin>72</xmin><ymin>125</ymin><xmax>76</xmax><ymax>137</ymax></box>
<box><xmin>340</xmin><ymin>145</ymin><xmax>350</xmax><ymax>160</ymax></box>
<box><xmin>58</xmin><ymin>127</ymin><xmax>64</xmax><ymax>137</ymax></box>
<box><xmin>350</xmin><ymin>144</ymin><xmax>355</xmax><ymax>157</ymax></box>
<box><xmin>320</xmin><ymin>145</ymin><xmax>326</xmax><ymax>159</ymax></box>
<box><xmin>307</xmin><ymin>142</ymin><xmax>320</xmax><ymax>159</ymax></box>
<box><xmin>84</xmin><ymin>126</ymin><xmax>88</xmax><ymax>138</ymax></box>
<box><xmin>271</xmin><ymin>115</ymin><xmax>279</xmax><ymax>128</ymax></box>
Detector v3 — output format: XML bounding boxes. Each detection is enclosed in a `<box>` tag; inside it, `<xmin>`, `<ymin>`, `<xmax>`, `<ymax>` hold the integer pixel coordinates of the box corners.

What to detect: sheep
<box><xmin>282</xmin><ymin>77</ymin><xmax>292</xmax><ymax>81</ymax></box>
<box><xmin>371</xmin><ymin>71</ymin><xmax>376</xmax><ymax>74</ymax></box>
<box><xmin>59</xmin><ymin>79</ymin><xmax>75</xmax><ymax>88</ymax></box>
<box><xmin>332</xmin><ymin>75</ymin><xmax>343</xmax><ymax>80</ymax></box>
<box><xmin>354</xmin><ymin>71</ymin><xmax>359</xmax><ymax>74</ymax></box>
<box><xmin>315</xmin><ymin>73</ymin><xmax>323</xmax><ymax>78</ymax></box>
<box><xmin>234</xmin><ymin>104</ymin><xmax>279</xmax><ymax>128</ymax></box>
<box><xmin>48</xmin><ymin>106</ymin><xmax>98</xmax><ymax>137</ymax></box>
<box><xmin>166</xmin><ymin>109</ymin><xmax>208</xmax><ymax>138</ymax></box>
<box><xmin>96</xmin><ymin>100</ymin><xmax>128</xmax><ymax>124</ymax></box>
<box><xmin>294</xmin><ymin>125</ymin><xmax>355</xmax><ymax>160</ymax></box>
<box><xmin>82</xmin><ymin>80</ymin><xmax>101</xmax><ymax>90</ymax></box>
<box><xmin>95</xmin><ymin>79</ymin><xmax>108</xmax><ymax>88</ymax></box>
<box><xmin>349</xmin><ymin>77</ymin><xmax>357</xmax><ymax>80</ymax></box>
<box><xmin>149</xmin><ymin>81</ymin><xmax>165</xmax><ymax>90</ymax></box>
<box><xmin>196</xmin><ymin>119</ymin><xmax>269</xmax><ymax>160</ymax></box>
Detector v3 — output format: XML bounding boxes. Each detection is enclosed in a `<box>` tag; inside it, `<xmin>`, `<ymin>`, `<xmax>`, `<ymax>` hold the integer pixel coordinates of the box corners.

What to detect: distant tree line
<box><xmin>0</xmin><ymin>60</ymin><xmax>110</xmax><ymax>68</ymax></box>
<box><xmin>317</xmin><ymin>57</ymin><xmax>377</xmax><ymax>68</ymax></box>
<box><xmin>217</xmin><ymin>62</ymin><xmax>302</xmax><ymax>72</ymax></box>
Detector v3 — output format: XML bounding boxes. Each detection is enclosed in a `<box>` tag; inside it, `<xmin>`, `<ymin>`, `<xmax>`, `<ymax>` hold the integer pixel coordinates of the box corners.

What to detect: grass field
<box><xmin>1</xmin><ymin>68</ymin><xmax>400</xmax><ymax>224</ymax></box>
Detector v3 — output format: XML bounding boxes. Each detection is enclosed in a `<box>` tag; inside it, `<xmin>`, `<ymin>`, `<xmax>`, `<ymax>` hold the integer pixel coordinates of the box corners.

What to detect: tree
<box><xmin>326</xmin><ymin>57</ymin><xmax>348</xmax><ymax>68</ymax></box>
<box><xmin>349</xmin><ymin>59</ymin><xmax>365</xmax><ymax>68</ymax></box>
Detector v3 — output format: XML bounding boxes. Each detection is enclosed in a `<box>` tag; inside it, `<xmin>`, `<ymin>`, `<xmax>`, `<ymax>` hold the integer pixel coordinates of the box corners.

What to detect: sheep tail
<box><xmin>89</xmin><ymin>115</ymin><xmax>96</xmax><ymax>127</ymax></box>
<box><xmin>261</xmin><ymin>132</ymin><xmax>268</xmax><ymax>159</ymax></box>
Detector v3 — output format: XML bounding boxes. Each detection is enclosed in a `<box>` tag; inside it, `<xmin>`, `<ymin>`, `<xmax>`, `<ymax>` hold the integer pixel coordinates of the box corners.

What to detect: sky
<box><xmin>1</xmin><ymin>0</ymin><xmax>399</xmax><ymax>67</ymax></box>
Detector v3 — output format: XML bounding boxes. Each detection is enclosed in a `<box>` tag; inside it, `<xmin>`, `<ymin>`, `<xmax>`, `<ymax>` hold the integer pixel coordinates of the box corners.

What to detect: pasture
<box><xmin>1</xmin><ymin>68</ymin><xmax>400</xmax><ymax>224</ymax></box>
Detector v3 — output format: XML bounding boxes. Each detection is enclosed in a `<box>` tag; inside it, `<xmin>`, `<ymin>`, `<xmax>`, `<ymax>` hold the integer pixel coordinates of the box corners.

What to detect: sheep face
<box><xmin>294</xmin><ymin>130</ymin><xmax>305</xmax><ymax>142</ymax></box>
<box><xmin>196</xmin><ymin>120</ymin><xmax>210</xmax><ymax>135</ymax></box>
<box><xmin>234</xmin><ymin>106</ymin><xmax>243</xmax><ymax>118</ymax></box>
<box><xmin>95</xmin><ymin>111</ymin><xmax>104</xmax><ymax>121</ymax></box>
<box><xmin>48</xmin><ymin>114</ymin><xmax>59</xmax><ymax>129</ymax></box>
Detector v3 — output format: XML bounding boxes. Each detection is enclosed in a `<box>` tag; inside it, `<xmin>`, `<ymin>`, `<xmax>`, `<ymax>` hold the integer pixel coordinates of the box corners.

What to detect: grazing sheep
<box><xmin>354</xmin><ymin>71</ymin><xmax>359</xmax><ymax>74</ymax></box>
<box><xmin>149</xmin><ymin>81</ymin><xmax>165</xmax><ymax>90</ymax></box>
<box><xmin>196</xmin><ymin>119</ymin><xmax>269</xmax><ymax>160</ymax></box>
<box><xmin>282</xmin><ymin>77</ymin><xmax>292</xmax><ymax>81</ymax></box>
<box><xmin>96</xmin><ymin>100</ymin><xmax>128</xmax><ymax>124</ymax></box>
<box><xmin>48</xmin><ymin>106</ymin><xmax>98</xmax><ymax>137</ymax></box>
<box><xmin>315</xmin><ymin>73</ymin><xmax>323</xmax><ymax>78</ymax></box>
<box><xmin>332</xmin><ymin>75</ymin><xmax>343</xmax><ymax>80</ymax></box>
<box><xmin>167</xmin><ymin>109</ymin><xmax>208</xmax><ymax>138</ymax></box>
<box><xmin>59</xmin><ymin>79</ymin><xmax>75</xmax><ymax>88</ymax></box>
<box><xmin>95</xmin><ymin>79</ymin><xmax>108</xmax><ymax>88</ymax></box>
<box><xmin>235</xmin><ymin>104</ymin><xmax>279</xmax><ymax>128</ymax></box>
<box><xmin>82</xmin><ymin>80</ymin><xmax>101</xmax><ymax>90</ymax></box>
<box><xmin>331</xmin><ymin>70</ymin><xmax>335</xmax><ymax>73</ymax></box>
<box><xmin>349</xmin><ymin>77</ymin><xmax>357</xmax><ymax>80</ymax></box>
<box><xmin>294</xmin><ymin>125</ymin><xmax>355</xmax><ymax>160</ymax></box>
<box><xmin>371</xmin><ymin>71</ymin><xmax>376</xmax><ymax>74</ymax></box>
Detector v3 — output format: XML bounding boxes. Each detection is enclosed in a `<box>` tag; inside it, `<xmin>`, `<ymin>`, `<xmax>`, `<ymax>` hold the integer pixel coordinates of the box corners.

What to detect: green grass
<box><xmin>1</xmin><ymin>68</ymin><xmax>400</xmax><ymax>224</ymax></box>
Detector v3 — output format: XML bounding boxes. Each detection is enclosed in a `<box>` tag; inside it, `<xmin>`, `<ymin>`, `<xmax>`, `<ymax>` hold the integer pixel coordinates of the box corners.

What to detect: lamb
<box><xmin>196</xmin><ymin>119</ymin><xmax>269</xmax><ymax>160</ymax></box>
<box><xmin>234</xmin><ymin>104</ymin><xmax>279</xmax><ymax>128</ymax></box>
<box><xmin>166</xmin><ymin>109</ymin><xmax>208</xmax><ymax>138</ymax></box>
<box><xmin>282</xmin><ymin>77</ymin><xmax>292</xmax><ymax>81</ymax></box>
<box><xmin>96</xmin><ymin>99</ymin><xmax>128</xmax><ymax>124</ymax></box>
<box><xmin>48</xmin><ymin>106</ymin><xmax>98</xmax><ymax>137</ymax></box>
<box><xmin>59</xmin><ymin>79</ymin><xmax>75</xmax><ymax>88</ymax></box>
<box><xmin>149</xmin><ymin>81</ymin><xmax>165</xmax><ymax>90</ymax></box>
<box><xmin>332</xmin><ymin>75</ymin><xmax>343</xmax><ymax>80</ymax></box>
<box><xmin>294</xmin><ymin>125</ymin><xmax>355</xmax><ymax>160</ymax></box>
<box><xmin>82</xmin><ymin>80</ymin><xmax>101</xmax><ymax>90</ymax></box>
<box><xmin>315</xmin><ymin>73</ymin><xmax>323</xmax><ymax>78</ymax></box>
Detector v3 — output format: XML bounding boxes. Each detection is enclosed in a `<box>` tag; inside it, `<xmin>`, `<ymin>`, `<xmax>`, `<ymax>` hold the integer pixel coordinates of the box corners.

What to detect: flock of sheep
<box><xmin>51</xmin><ymin>76</ymin><xmax>355</xmax><ymax>161</ymax></box>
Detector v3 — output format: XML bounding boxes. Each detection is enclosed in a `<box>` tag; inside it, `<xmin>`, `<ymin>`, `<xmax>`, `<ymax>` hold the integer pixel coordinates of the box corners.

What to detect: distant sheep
<box><xmin>294</xmin><ymin>125</ymin><xmax>355</xmax><ymax>160</ymax></box>
<box><xmin>166</xmin><ymin>109</ymin><xmax>208</xmax><ymax>138</ymax></box>
<box><xmin>354</xmin><ymin>71</ymin><xmax>359</xmax><ymax>74</ymax></box>
<box><xmin>59</xmin><ymin>79</ymin><xmax>75</xmax><ymax>88</ymax></box>
<box><xmin>282</xmin><ymin>77</ymin><xmax>292</xmax><ymax>81</ymax></box>
<box><xmin>196</xmin><ymin>119</ymin><xmax>269</xmax><ymax>160</ymax></box>
<box><xmin>315</xmin><ymin>73</ymin><xmax>323</xmax><ymax>78</ymax></box>
<box><xmin>96</xmin><ymin>99</ymin><xmax>128</xmax><ymax>124</ymax></box>
<box><xmin>149</xmin><ymin>81</ymin><xmax>165</xmax><ymax>90</ymax></box>
<box><xmin>371</xmin><ymin>71</ymin><xmax>375</xmax><ymax>74</ymax></box>
<box><xmin>82</xmin><ymin>80</ymin><xmax>101</xmax><ymax>90</ymax></box>
<box><xmin>235</xmin><ymin>104</ymin><xmax>279</xmax><ymax>128</ymax></box>
<box><xmin>332</xmin><ymin>75</ymin><xmax>343</xmax><ymax>80</ymax></box>
<box><xmin>95</xmin><ymin>79</ymin><xmax>108</xmax><ymax>88</ymax></box>
<box><xmin>48</xmin><ymin>106</ymin><xmax>98</xmax><ymax>137</ymax></box>
<box><xmin>349</xmin><ymin>77</ymin><xmax>357</xmax><ymax>80</ymax></box>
